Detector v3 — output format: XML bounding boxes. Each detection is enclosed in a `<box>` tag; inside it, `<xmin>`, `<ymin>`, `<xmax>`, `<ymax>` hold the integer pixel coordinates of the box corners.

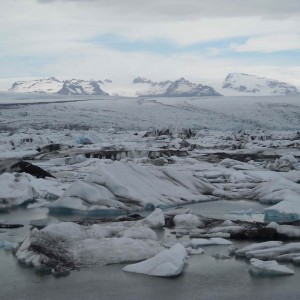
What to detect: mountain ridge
<box><xmin>9</xmin><ymin>77</ymin><xmax>109</xmax><ymax>96</ymax></box>
<box><xmin>223</xmin><ymin>73</ymin><xmax>300</xmax><ymax>96</ymax></box>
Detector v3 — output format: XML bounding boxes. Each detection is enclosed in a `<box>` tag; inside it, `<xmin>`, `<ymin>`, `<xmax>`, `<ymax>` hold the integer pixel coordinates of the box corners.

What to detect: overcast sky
<box><xmin>1</xmin><ymin>0</ymin><xmax>300</xmax><ymax>89</ymax></box>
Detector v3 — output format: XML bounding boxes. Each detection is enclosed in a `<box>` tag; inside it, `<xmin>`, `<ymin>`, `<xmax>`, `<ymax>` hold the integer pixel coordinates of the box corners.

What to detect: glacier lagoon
<box><xmin>0</xmin><ymin>93</ymin><xmax>300</xmax><ymax>298</ymax></box>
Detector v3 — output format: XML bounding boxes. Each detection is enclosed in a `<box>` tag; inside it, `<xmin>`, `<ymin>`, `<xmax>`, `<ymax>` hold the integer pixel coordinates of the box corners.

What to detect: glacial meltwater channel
<box><xmin>0</xmin><ymin>201</ymin><xmax>299</xmax><ymax>300</ymax></box>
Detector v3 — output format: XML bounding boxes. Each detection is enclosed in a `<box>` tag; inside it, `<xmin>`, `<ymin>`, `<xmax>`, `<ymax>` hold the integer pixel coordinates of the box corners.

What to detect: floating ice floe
<box><xmin>244</xmin><ymin>242</ymin><xmax>300</xmax><ymax>260</ymax></box>
<box><xmin>209</xmin><ymin>225</ymin><xmax>245</xmax><ymax>235</ymax></box>
<box><xmin>235</xmin><ymin>241</ymin><xmax>283</xmax><ymax>257</ymax></box>
<box><xmin>0</xmin><ymin>173</ymin><xmax>38</xmax><ymax>208</ymax></box>
<box><xmin>122</xmin><ymin>243</ymin><xmax>187</xmax><ymax>277</ymax></box>
<box><xmin>277</xmin><ymin>253</ymin><xmax>300</xmax><ymax>262</ymax></box>
<box><xmin>190</xmin><ymin>238</ymin><xmax>233</xmax><ymax>247</ymax></box>
<box><xmin>16</xmin><ymin>221</ymin><xmax>163</xmax><ymax>273</ymax></box>
<box><xmin>186</xmin><ymin>247</ymin><xmax>204</xmax><ymax>255</ymax></box>
<box><xmin>173</xmin><ymin>213</ymin><xmax>203</xmax><ymax>229</ymax></box>
<box><xmin>49</xmin><ymin>161</ymin><xmax>215</xmax><ymax>214</ymax></box>
<box><xmin>248</xmin><ymin>258</ymin><xmax>294</xmax><ymax>276</ymax></box>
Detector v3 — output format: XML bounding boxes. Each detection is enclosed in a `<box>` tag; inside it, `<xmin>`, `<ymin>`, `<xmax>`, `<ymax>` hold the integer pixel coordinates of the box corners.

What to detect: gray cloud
<box><xmin>36</xmin><ymin>0</ymin><xmax>300</xmax><ymax>20</ymax></box>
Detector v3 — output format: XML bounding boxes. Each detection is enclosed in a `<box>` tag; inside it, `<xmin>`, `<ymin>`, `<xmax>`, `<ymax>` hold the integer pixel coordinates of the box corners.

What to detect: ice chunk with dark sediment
<box><xmin>16</xmin><ymin>222</ymin><xmax>163</xmax><ymax>273</ymax></box>
<box><xmin>266</xmin><ymin>222</ymin><xmax>300</xmax><ymax>238</ymax></box>
<box><xmin>248</xmin><ymin>258</ymin><xmax>294</xmax><ymax>276</ymax></box>
<box><xmin>122</xmin><ymin>243</ymin><xmax>187</xmax><ymax>277</ymax></box>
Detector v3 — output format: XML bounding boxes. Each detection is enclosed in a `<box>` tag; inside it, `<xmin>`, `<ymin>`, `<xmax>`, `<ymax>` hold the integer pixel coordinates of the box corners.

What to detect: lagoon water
<box><xmin>1</xmin><ymin>201</ymin><xmax>299</xmax><ymax>300</ymax></box>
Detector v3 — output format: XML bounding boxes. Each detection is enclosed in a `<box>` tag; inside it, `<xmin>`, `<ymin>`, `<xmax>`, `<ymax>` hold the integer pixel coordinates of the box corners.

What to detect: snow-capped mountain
<box><xmin>136</xmin><ymin>77</ymin><xmax>222</xmax><ymax>97</ymax></box>
<box><xmin>223</xmin><ymin>73</ymin><xmax>300</xmax><ymax>96</ymax></box>
<box><xmin>9</xmin><ymin>77</ymin><xmax>109</xmax><ymax>95</ymax></box>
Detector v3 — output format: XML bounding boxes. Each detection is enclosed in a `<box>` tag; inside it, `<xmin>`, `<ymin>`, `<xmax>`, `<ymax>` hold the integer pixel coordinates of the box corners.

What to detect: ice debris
<box><xmin>0</xmin><ymin>240</ymin><xmax>18</xmax><ymax>250</ymax></box>
<box><xmin>190</xmin><ymin>238</ymin><xmax>233</xmax><ymax>247</ymax></box>
<box><xmin>137</xmin><ymin>208</ymin><xmax>165</xmax><ymax>228</ymax></box>
<box><xmin>173</xmin><ymin>213</ymin><xmax>203</xmax><ymax>229</ymax></box>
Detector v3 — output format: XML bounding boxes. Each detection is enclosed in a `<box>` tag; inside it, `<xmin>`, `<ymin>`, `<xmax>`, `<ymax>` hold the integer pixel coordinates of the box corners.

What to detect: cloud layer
<box><xmin>0</xmin><ymin>0</ymin><xmax>300</xmax><ymax>88</ymax></box>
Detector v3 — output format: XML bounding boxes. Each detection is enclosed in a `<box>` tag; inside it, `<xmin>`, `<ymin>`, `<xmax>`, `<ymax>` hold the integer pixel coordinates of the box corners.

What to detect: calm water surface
<box><xmin>0</xmin><ymin>201</ymin><xmax>299</xmax><ymax>300</ymax></box>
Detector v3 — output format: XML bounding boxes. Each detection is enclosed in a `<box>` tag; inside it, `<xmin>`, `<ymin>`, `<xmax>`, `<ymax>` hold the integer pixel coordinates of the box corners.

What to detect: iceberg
<box><xmin>122</xmin><ymin>243</ymin><xmax>187</xmax><ymax>277</ymax></box>
<box><xmin>16</xmin><ymin>221</ymin><xmax>163</xmax><ymax>273</ymax></box>
<box><xmin>173</xmin><ymin>213</ymin><xmax>203</xmax><ymax>229</ymax></box>
<box><xmin>248</xmin><ymin>258</ymin><xmax>294</xmax><ymax>276</ymax></box>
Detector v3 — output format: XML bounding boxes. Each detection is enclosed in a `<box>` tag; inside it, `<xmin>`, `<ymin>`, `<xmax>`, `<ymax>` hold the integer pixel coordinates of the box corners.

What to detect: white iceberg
<box><xmin>249</xmin><ymin>258</ymin><xmax>294</xmax><ymax>276</ymax></box>
<box><xmin>122</xmin><ymin>243</ymin><xmax>187</xmax><ymax>277</ymax></box>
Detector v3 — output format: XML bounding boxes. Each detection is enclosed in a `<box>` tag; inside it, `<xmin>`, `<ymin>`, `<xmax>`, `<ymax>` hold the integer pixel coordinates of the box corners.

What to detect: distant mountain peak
<box><xmin>223</xmin><ymin>73</ymin><xmax>299</xmax><ymax>96</ymax></box>
<box><xmin>137</xmin><ymin>77</ymin><xmax>222</xmax><ymax>97</ymax></box>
